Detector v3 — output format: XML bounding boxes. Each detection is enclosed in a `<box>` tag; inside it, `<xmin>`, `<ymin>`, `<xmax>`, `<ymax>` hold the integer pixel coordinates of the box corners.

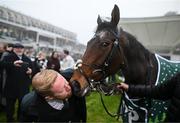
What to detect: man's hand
<box><xmin>26</xmin><ymin>67</ymin><xmax>32</xmax><ymax>75</ymax></box>
<box><xmin>117</xmin><ymin>83</ymin><xmax>129</xmax><ymax>92</ymax></box>
<box><xmin>14</xmin><ymin>60</ymin><xmax>23</xmax><ymax>67</ymax></box>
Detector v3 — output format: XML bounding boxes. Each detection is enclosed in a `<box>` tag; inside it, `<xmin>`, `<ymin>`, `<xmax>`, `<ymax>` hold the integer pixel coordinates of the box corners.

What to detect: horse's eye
<box><xmin>102</xmin><ymin>42</ymin><xmax>109</xmax><ymax>47</ymax></box>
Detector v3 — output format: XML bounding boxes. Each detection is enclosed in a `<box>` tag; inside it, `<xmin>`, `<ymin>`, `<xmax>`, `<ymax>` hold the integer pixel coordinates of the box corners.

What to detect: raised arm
<box><xmin>118</xmin><ymin>73</ymin><xmax>179</xmax><ymax>100</ymax></box>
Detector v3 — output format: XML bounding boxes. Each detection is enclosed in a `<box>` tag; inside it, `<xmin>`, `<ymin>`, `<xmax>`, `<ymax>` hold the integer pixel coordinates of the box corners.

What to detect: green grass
<box><xmin>86</xmin><ymin>92</ymin><xmax>122</xmax><ymax>123</ymax></box>
<box><xmin>0</xmin><ymin>100</ymin><xmax>18</xmax><ymax>122</ymax></box>
<box><xmin>0</xmin><ymin>92</ymin><xmax>122</xmax><ymax>122</ymax></box>
<box><xmin>0</xmin><ymin>111</ymin><xmax>6</xmax><ymax>122</ymax></box>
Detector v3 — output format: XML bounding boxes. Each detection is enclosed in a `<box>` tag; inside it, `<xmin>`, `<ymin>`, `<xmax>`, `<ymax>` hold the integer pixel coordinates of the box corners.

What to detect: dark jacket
<box><xmin>2</xmin><ymin>52</ymin><xmax>32</xmax><ymax>99</ymax></box>
<box><xmin>20</xmin><ymin>91</ymin><xmax>38</xmax><ymax>122</ymax></box>
<box><xmin>20</xmin><ymin>69</ymin><xmax>87</xmax><ymax>122</ymax></box>
<box><xmin>128</xmin><ymin>73</ymin><xmax>180</xmax><ymax>122</ymax></box>
<box><xmin>0</xmin><ymin>51</ymin><xmax>13</xmax><ymax>95</ymax></box>
<box><xmin>36</xmin><ymin>92</ymin><xmax>86</xmax><ymax>122</ymax></box>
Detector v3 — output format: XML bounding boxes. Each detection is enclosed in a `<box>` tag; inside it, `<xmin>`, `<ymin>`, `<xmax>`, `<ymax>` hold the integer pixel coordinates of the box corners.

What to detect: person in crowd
<box><xmin>0</xmin><ymin>43</ymin><xmax>4</xmax><ymax>58</ymax></box>
<box><xmin>20</xmin><ymin>69</ymin><xmax>86</xmax><ymax>122</ymax></box>
<box><xmin>0</xmin><ymin>43</ymin><xmax>14</xmax><ymax>110</ymax></box>
<box><xmin>1</xmin><ymin>43</ymin><xmax>33</xmax><ymax>122</ymax></box>
<box><xmin>32</xmin><ymin>51</ymin><xmax>47</xmax><ymax>77</ymax></box>
<box><xmin>0</xmin><ymin>43</ymin><xmax>13</xmax><ymax>60</ymax></box>
<box><xmin>61</xmin><ymin>49</ymin><xmax>75</xmax><ymax>70</ymax></box>
<box><xmin>117</xmin><ymin>73</ymin><xmax>180</xmax><ymax>122</ymax></box>
<box><xmin>47</xmin><ymin>51</ymin><xmax>60</xmax><ymax>72</ymax></box>
<box><xmin>0</xmin><ymin>43</ymin><xmax>5</xmax><ymax>111</ymax></box>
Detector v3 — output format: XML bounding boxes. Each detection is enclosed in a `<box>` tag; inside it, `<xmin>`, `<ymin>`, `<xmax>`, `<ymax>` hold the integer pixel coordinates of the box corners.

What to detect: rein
<box><xmin>98</xmin><ymin>91</ymin><xmax>124</xmax><ymax>119</ymax></box>
<box><xmin>96</xmin><ymin>84</ymin><xmax>130</xmax><ymax>119</ymax></box>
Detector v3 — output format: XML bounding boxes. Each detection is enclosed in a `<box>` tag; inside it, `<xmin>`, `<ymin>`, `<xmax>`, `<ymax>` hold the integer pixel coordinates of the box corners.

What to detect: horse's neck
<box><xmin>122</xmin><ymin>48</ymin><xmax>158</xmax><ymax>85</ymax></box>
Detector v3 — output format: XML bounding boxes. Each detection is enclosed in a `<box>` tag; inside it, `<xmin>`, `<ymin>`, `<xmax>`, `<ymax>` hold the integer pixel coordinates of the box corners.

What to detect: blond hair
<box><xmin>32</xmin><ymin>69</ymin><xmax>58</xmax><ymax>96</ymax></box>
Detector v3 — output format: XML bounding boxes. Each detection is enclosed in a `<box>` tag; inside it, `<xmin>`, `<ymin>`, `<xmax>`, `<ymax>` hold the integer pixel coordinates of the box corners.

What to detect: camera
<box><xmin>21</xmin><ymin>62</ymin><xmax>29</xmax><ymax>70</ymax></box>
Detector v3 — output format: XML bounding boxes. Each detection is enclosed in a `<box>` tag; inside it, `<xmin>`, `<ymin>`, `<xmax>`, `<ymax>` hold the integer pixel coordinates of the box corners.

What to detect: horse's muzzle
<box><xmin>70</xmin><ymin>80</ymin><xmax>91</xmax><ymax>97</ymax></box>
<box><xmin>70</xmin><ymin>80</ymin><xmax>81</xmax><ymax>96</ymax></box>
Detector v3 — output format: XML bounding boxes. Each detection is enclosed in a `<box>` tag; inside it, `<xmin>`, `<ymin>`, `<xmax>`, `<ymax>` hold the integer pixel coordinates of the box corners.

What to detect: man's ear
<box><xmin>45</xmin><ymin>96</ymin><xmax>54</xmax><ymax>100</ymax></box>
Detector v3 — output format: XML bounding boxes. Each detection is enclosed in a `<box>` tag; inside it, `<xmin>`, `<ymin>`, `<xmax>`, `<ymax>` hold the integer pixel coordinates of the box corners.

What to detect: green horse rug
<box><xmin>121</xmin><ymin>54</ymin><xmax>180</xmax><ymax>123</ymax></box>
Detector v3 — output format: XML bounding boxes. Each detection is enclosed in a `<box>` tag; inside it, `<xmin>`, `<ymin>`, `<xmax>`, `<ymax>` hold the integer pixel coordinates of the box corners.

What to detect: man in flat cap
<box><xmin>1</xmin><ymin>43</ymin><xmax>33</xmax><ymax>122</ymax></box>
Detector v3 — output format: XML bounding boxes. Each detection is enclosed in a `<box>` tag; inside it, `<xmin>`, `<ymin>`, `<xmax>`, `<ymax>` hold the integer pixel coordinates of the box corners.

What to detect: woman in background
<box><xmin>47</xmin><ymin>51</ymin><xmax>60</xmax><ymax>72</ymax></box>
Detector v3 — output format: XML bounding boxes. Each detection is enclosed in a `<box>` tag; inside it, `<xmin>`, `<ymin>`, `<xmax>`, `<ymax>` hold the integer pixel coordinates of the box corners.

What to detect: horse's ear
<box><xmin>97</xmin><ymin>15</ymin><xmax>102</xmax><ymax>25</ymax></box>
<box><xmin>111</xmin><ymin>4</ymin><xmax>120</xmax><ymax>26</ymax></box>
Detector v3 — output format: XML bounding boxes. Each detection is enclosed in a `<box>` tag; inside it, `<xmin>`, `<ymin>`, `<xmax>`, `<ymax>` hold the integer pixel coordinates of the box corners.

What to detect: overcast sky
<box><xmin>0</xmin><ymin>0</ymin><xmax>180</xmax><ymax>45</ymax></box>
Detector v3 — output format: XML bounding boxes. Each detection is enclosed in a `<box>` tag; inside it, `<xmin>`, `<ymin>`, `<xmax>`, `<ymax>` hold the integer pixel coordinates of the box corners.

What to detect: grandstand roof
<box><xmin>120</xmin><ymin>15</ymin><xmax>180</xmax><ymax>54</ymax></box>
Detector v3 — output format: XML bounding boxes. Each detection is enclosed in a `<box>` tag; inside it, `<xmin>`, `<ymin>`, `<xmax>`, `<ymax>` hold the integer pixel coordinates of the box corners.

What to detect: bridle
<box><xmin>74</xmin><ymin>28</ymin><xmax>126</xmax><ymax>94</ymax></box>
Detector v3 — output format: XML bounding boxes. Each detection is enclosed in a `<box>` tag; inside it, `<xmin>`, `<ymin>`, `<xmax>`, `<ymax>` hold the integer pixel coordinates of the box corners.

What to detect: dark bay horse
<box><xmin>70</xmin><ymin>4</ymin><xmax>180</xmax><ymax>122</ymax></box>
<box><xmin>70</xmin><ymin>5</ymin><xmax>158</xmax><ymax>97</ymax></box>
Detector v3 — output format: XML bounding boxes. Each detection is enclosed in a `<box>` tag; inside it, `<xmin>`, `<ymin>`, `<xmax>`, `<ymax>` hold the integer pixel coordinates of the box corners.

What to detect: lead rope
<box><xmin>99</xmin><ymin>91</ymin><xmax>122</xmax><ymax>118</ymax></box>
<box><xmin>98</xmin><ymin>90</ymin><xmax>130</xmax><ymax>120</ymax></box>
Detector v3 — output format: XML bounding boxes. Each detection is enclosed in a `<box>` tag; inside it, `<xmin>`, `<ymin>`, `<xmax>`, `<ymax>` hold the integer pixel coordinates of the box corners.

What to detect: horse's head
<box><xmin>70</xmin><ymin>5</ymin><xmax>127</xmax><ymax>97</ymax></box>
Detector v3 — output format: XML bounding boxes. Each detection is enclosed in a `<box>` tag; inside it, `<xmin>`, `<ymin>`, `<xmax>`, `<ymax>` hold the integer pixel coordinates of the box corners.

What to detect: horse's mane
<box><xmin>123</xmin><ymin>30</ymin><xmax>152</xmax><ymax>61</ymax></box>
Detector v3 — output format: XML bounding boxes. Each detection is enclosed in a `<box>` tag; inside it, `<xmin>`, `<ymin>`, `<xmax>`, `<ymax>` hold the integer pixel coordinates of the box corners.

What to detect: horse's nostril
<box><xmin>70</xmin><ymin>80</ymin><xmax>81</xmax><ymax>95</ymax></box>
